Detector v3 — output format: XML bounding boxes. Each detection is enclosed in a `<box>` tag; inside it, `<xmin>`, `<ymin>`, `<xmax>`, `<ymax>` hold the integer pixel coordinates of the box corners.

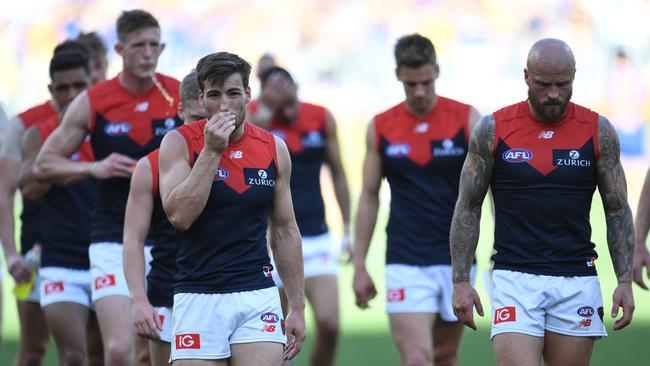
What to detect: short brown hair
<box><xmin>196</xmin><ymin>52</ymin><xmax>252</xmax><ymax>91</ymax></box>
<box><xmin>76</xmin><ymin>31</ymin><xmax>107</xmax><ymax>59</ymax></box>
<box><xmin>116</xmin><ymin>10</ymin><xmax>160</xmax><ymax>43</ymax></box>
<box><xmin>394</xmin><ymin>34</ymin><xmax>437</xmax><ymax>68</ymax></box>
<box><xmin>180</xmin><ymin>69</ymin><xmax>200</xmax><ymax>107</ymax></box>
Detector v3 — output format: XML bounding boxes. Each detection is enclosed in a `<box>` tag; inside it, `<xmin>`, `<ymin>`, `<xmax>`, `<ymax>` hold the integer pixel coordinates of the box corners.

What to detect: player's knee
<box><xmin>105</xmin><ymin>340</ymin><xmax>133</xmax><ymax>365</ymax></box>
<box><xmin>62</xmin><ymin>349</ymin><xmax>85</xmax><ymax>366</ymax></box>
<box><xmin>433</xmin><ymin>346</ymin><xmax>458</xmax><ymax>366</ymax></box>
<box><xmin>401</xmin><ymin>346</ymin><xmax>433</xmax><ymax>366</ymax></box>
<box><xmin>20</xmin><ymin>347</ymin><xmax>47</xmax><ymax>366</ymax></box>
<box><xmin>316</xmin><ymin>315</ymin><xmax>339</xmax><ymax>340</ymax></box>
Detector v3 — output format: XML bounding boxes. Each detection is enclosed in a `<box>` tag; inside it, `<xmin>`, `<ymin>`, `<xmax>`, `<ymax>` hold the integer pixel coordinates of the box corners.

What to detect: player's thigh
<box><xmin>230</xmin><ymin>342</ymin><xmax>283</xmax><ymax>366</ymax></box>
<box><xmin>94</xmin><ymin>294</ymin><xmax>135</xmax><ymax>343</ymax></box>
<box><xmin>17</xmin><ymin>300</ymin><xmax>49</xmax><ymax>347</ymax></box>
<box><xmin>543</xmin><ymin>331</ymin><xmax>595</xmax><ymax>366</ymax></box>
<box><xmin>149</xmin><ymin>339</ymin><xmax>171</xmax><ymax>366</ymax></box>
<box><xmin>492</xmin><ymin>332</ymin><xmax>543</xmax><ymax>366</ymax></box>
<box><xmin>42</xmin><ymin>302</ymin><xmax>89</xmax><ymax>351</ymax></box>
<box><xmin>305</xmin><ymin>275</ymin><xmax>339</xmax><ymax>325</ymax></box>
<box><xmin>389</xmin><ymin>312</ymin><xmax>435</xmax><ymax>354</ymax></box>
<box><xmin>432</xmin><ymin>315</ymin><xmax>464</xmax><ymax>357</ymax></box>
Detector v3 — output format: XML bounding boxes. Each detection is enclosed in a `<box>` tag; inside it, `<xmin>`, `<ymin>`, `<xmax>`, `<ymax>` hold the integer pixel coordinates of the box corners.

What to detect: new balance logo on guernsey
<box><xmin>414</xmin><ymin>122</ymin><xmax>428</xmax><ymax>133</ymax></box>
<box><xmin>94</xmin><ymin>274</ymin><xmax>116</xmax><ymax>290</ymax></box>
<box><xmin>229</xmin><ymin>151</ymin><xmax>243</xmax><ymax>159</ymax></box>
<box><xmin>176</xmin><ymin>334</ymin><xmax>200</xmax><ymax>349</ymax></box>
<box><xmin>134</xmin><ymin>102</ymin><xmax>149</xmax><ymax>112</ymax></box>
<box><xmin>44</xmin><ymin>281</ymin><xmax>64</xmax><ymax>295</ymax></box>
<box><xmin>387</xmin><ymin>288</ymin><xmax>405</xmax><ymax>302</ymax></box>
<box><xmin>494</xmin><ymin>307</ymin><xmax>516</xmax><ymax>324</ymax></box>
<box><xmin>538</xmin><ymin>131</ymin><xmax>554</xmax><ymax>139</ymax></box>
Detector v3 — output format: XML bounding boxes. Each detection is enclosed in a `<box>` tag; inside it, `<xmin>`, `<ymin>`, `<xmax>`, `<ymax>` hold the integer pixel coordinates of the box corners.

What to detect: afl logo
<box><xmin>214</xmin><ymin>167</ymin><xmax>229</xmax><ymax>181</ymax></box>
<box><xmin>104</xmin><ymin>122</ymin><xmax>131</xmax><ymax>136</ymax></box>
<box><xmin>569</xmin><ymin>150</ymin><xmax>580</xmax><ymax>159</ymax></box>
<box><xmin>261</xmin><ymin>312</ymin><xmax>279</xmax><ymax>324</ymax></box>
<box><xmin>385</xmin><ymin>143</ymin><xmax>411</xmax><ymax>158</ymax></box>
<box><xmin>577</xmin><ymin>306</ymin><xmax>594</xmax><ymax>317</ymax></box>
<box><xmin>502</xmin><ymin>148</ymin><xmax>533</xmax><ymax>163</ymax></box>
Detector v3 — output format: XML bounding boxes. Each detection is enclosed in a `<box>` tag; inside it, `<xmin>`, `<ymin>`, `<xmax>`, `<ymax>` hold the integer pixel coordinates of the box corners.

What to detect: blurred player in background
<box><xmin>34</xmin><ymin>9</ymin><xmax>182</xmax><ymax>365</ymax></box>
<box><xmin>634</xmin><ymin>167</ymin><xmax>650</xmax><ymax>289</ymax></box>
<box><xmin>18</xmin><ymin>40</ymin><xmax>103</xmax><ymax>366</ymax></box>
<box><xmin>248</xmin><ymin>66</ymin><xmax>350</xmax><ymax>366</ymax></box>
<box><xmin>0</xmin><ymin>32</ymin><xmax>108</xmax><ymax>366</ymax></box>
<box><xmin>353</xmin><ymin>34</ymin><xmax>480</xmax><ymax>366</ymax></box>
<box><xmin>451</xmin><ymin>38</ymin><xmax>634</xmax><ymax>366</ymax></box>
<box><xmin>124</xmin><ymin>69</ymin><xmax>206</xmax><ymax>366</ymax></box>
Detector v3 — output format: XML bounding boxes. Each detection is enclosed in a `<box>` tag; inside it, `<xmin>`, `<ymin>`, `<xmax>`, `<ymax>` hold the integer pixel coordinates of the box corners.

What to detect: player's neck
<box><xmin>405</xmin><ymin>95</ymin><xmax>438</xmax><ymax>117</ymax></box>
<box><xmin>119</xmin><ymin>71</ymin><xmax>154</xmax><ymax>95</ymax></box>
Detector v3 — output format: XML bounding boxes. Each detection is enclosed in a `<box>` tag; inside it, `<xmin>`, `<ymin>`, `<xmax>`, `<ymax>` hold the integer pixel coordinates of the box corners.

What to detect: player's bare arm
<box><xmin>160</xmin><ymin>112</ymin><xmax>234</xmax><ymax>230</ymax></box>
<box><xmin>596</xmin><ymin>115</ymin><xmax>635</xmax><ymax>330</ymax></box>
<box><xmin>269</xmin><ymin>136</ymin><xmax>306</xmax><ymax>361</ymax></box>
<box><xmin>35</xmin><ymin>92</ymin><xmax>135</xmax><ymax>183</ymax></box>
<box><xmin>123</xmin><ymin>157</ymin><xmax>160</xmax><ymax>339</ymax></box>
<box><xmin>634</xmin><ymin>167</ymin><xmax>650</xmax><ymax>289</ymax></box>
<box><xmin>323</xmin><ymin>109</ymin><xmax>351</xmax><ymax>251</ymax></box>
<box><xmin>352</xmin><ymin>119</ymin><xmax>382</xmax><ymax>309</ymax></box>
<box><xmin>0</xmin><ymin>117</ymin><xmax>31</xmax><ymax>282</ymax></box>
<box><xmin>18</xmin><ymin>127</ymin><xmax>51</xmax><ymax>201</ymax></box>
<box><xmin>449</xmin><ymin>114</ymin><xmax>495</xmax><ymax>330</ymax></box>
<box><xmin>467</xmin><ymin>106</ymin><xmax>482</xmax><ymax>133</ymax></box>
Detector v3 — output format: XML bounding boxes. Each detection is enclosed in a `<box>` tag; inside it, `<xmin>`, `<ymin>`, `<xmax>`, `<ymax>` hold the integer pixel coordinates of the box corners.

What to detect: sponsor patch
<box><xmin>385</xmin><ymin>143</ymin><xmax>411</xmax><ymax>158</ymax></box>
<box><xmin>94</xmin><ymin>274</ymin><xmax>116</xmax><ymax>290</ymax></box>
<box><xmin>261</xmin><ymin>312</ymin><xmax>279</xmax><ymax>324</ymax></box>
<box><xmin>577</xmin><ymin>306</ymin><xmax>594</xmax><ymax>318</ymax></box>
<box><xmin>104</xmin><ymin>122</ymin><xmax>131</xmax><ymax>136</ymax></box>
<box><xmin>387</xmin><ymin>288</ymin><xmax>405</xmax><ymax>303</ymax></box>
<box><xmin>175</xmin><ymin>334</ymin><xmax>200</xmax><ymax>349</ymax></box>
<box><xmin>214</xmin><ymin>167</ymin><xmax>229</xmax><ymax>181</ymax></box>
<box><xmin>494</xmin><ymin>306</ymin><xmax>517</xmax><ymax>324</ymax></box>
<box><xmin>44</xmin><ymin>281</ymin><xmax>65</xmax><ymax>295</ymax></box>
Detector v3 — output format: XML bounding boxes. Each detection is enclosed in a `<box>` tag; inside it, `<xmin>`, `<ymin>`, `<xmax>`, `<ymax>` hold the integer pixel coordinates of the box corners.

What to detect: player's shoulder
<box><xmin>373</xmin><ymin>101</ymin><xmax>406</xmax><ymax>130</ymax></box>
<box><xmin>87</xmin><ymin>76</ymin><xmax>121</xmax><ymax>99</ymax></box>
<box><xmin>436</xmin><ymin>95</ymin><xmax>471</xmax><ymax>111</ymax></box>
<box><xmin>156</xmin><ymin>73</ymin><xmax>181</xmax><ymax>91</ymax></box>
<box><xmin>569</xmin><ymin>102</ymin><xmax>599</xmax><ymax>125</ymax></box>
<box><xmin>493</xmin><ymin>100</ymin><xmax>527</xmax><ymax>123</ymax></box>
<box><xmin>246</xmin><ymin>121</ymin><xmax>275</xmax><ymax>145</ymax></box>
<box><xmin>17</xmin><ymin>100</ymin><xmax>57</xmax><ymax>128</ymax></box>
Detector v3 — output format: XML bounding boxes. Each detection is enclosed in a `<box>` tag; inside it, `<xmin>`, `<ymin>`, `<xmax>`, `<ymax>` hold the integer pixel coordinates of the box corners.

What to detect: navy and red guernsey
<box><xmin>36</xmin><ymin>116</ymin><xmax>97</xmax><ymax>269</ymax></box>
<box><xmin>145</xmin><ymin>149</ymin><xmax>176</xmax><ymax>308</ymax></box>
<box><xmin>250</xmin><ymin>101</ymin><xmax>328</xmax><ymax>237</ymax></box>
<box><xmin>174</xmin><ymin>120</ymin><xmax>277</xmax><ymax>294</ymax></box>
<box><xmin>17</xmin><ymin>100</ymin><xmax>58</xmax><ymax>255</ymax></box>
<box><xmin>375</xmin><ymin>97</ymin><xmax>471</xmax><ymax>265</ymax></box>
<box><xmin>87</xmin><ymin>73</ymin><xmax>182</xmax><ymax>244</ymax></box>
<box><xmin>491</xmin><ymin>101</ymin><xmax>600</xmax><ymax>276</ymax></box>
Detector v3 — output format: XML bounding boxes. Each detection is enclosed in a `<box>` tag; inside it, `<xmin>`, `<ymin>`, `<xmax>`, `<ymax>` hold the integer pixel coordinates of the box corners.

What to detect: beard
<box><xmin>528</xmin><ymin>89</ymin><xmax>571</xmax><ymax>123</ymax></box>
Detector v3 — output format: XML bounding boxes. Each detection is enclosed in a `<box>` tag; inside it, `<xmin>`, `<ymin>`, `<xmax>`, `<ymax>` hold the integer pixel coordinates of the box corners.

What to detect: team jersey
<box><xmin>375</xmin><ymin>97</ymin><xmax>471</xmax><ymax>265</ymax></box>
<box><xmin>17</xmin><ymin>100</ymin><xmax>58</xmax><ymax>254</ymax></box>
<box><xmin>491</xmin><ymin>101</ymin><xmax>599</xmax><ymax>276</ymax></box>
<box><xmin>87</xmin><ymin>73</ymin><xmax>182</xmax><ymax>244</ymax></box>
<box><xmin>249</xmin><ymin>101</ymin><xmax>328</xmax><ymax>236</ymax></box>
<box><xmin>145</xmin><ymin>149</ymin><xmax>176</xmax><ymax>308</ymax></box>
<box><xmin>174</xmin><ymin>120</ymin><xmax>277</xmax><ymax>294</ymax></box>
<box><xmin>36</xmin><ymin>116</ymin><xmax>96</xmax><ymax>269</ymax></box>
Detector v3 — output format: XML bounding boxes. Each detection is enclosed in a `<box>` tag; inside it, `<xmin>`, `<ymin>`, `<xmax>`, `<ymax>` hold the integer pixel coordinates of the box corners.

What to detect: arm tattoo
<box><xmin>450</xmin><ymin>114</ymin><xmax>495</xmax><ymax>283</ymax></box>
<box><xmin>597</xmin><ymin>115</ymin><xmax>634</xmax><ymax>282</ymax></box>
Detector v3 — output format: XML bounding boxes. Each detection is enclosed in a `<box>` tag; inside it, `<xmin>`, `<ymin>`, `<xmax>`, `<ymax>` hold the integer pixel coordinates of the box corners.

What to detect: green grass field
<box><xmin>1</xmin><ymin>122</ymin><xmax>649</xmax><ymax>365</ymax></box>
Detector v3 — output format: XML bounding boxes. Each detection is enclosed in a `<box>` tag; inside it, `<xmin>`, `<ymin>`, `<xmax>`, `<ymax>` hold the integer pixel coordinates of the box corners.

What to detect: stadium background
<box><xmin>1</xmin><ymin>0</ymin><xmax>650</xmax><ymax>364</ymax></box>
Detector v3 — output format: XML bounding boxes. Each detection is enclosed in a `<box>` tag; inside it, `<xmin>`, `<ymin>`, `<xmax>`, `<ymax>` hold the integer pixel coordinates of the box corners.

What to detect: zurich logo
<box><xmin>502</xmin><ymin>148</ymin><xmax>533</xmax><ymax>163</ymax></box>
<box><xmin>214</xmin><ymin>167</ymin><xmax>229</xmax><ymax>181</ymax></box>
<box><xmin>569</xmin><ymin>150</ymin><xmax>580</xmax><ymax>160</ymax></box>
<box><xmin>258</xmin><ymin>169</ymin><xmax>268</xmax><ymax>179</ymax></box>
<box><xmin>104</xmin><ymin>122</ymin><xmax>131</xmax><ymax>136</ymax></box>
<box><xmin>385</xmin><ymin>143</ymin><xmax>411</xmax><ymax>158</ymax></box>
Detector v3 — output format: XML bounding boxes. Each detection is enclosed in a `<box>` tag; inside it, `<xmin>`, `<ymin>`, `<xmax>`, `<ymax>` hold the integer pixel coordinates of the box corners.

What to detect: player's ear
<box><xmin>433</xmin><ymin>63</ymin><xmax>440</xmax><ymax>80</ymax></box>
<box><xmin>198</xmin><ymin>90</ymin><xmax>206</xmax><ymax>108</ymax></box>
<box><xmin>177</xmin><ymin>103</ymin><xmax>185</xmax><ymax>122</ymax></box>
<box><xmin>159</xmin><ymin>42</ymin><xmax>166</xmax><ymax>55</ymax></box>
<box><xmin>395</xmin><ymin>67</ymin><xmax>401</xmax><ymax>81</ymax></box>
<box><xmin>245</xmin><ymin>86</ymin><xmax>252</xmax><ymax>103</ymax></box>
<box><xmin>114</xmin><ymin>43</ymin><xmax>124</xmax><ymax>56</ymax></box>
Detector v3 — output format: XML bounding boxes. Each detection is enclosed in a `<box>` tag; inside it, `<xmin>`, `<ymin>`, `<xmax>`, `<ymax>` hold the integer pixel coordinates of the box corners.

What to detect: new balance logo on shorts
<box><xmin>94</xmin><ymin>274</ymin><xmax>116</xmax><ymax>290</ymax></box>
<box><xmin>387</xmin><ymin>288</ymin><xmax>405</xmax><ymax>302</ymax></box>
<box><xmin>494</xmin><ymin>306</ymin><xmax>517</xmax><ymax>324</ymax></box>
<box><xmin>261</xmin><ymin>325</ymin><xmax>277</xmax><ymax>332</ymax></box>
<box><xmin>44</xmin><ymin>281</ymin><xmax>64</xmax><ymax>295</ymax></box>
<box><xmin>176</xmin><ymin>334</ymin><xmax>201</xmax><ymax>349</ymax></box>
